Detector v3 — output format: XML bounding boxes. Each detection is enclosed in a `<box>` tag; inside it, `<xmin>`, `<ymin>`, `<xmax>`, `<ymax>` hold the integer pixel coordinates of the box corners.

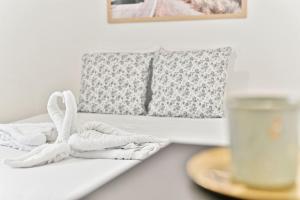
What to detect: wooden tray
<box><xmin>186</xmin><ymin>148</ymin><xmax>299</xmax><ymax>200</ymax></box>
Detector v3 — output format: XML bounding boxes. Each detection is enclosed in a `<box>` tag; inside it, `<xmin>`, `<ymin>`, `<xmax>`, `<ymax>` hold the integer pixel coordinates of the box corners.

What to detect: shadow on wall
<box><xmin>111</xmin><ymin>0</ymin><xmax>145</xmax><ymax>5</ymax></box>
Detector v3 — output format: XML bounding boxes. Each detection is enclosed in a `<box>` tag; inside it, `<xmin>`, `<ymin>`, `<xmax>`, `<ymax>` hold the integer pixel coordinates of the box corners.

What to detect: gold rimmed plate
<box><xmin>186</xmin><ymin>148</ymin><xmax>300</xmax><ymax>200</ymax></box>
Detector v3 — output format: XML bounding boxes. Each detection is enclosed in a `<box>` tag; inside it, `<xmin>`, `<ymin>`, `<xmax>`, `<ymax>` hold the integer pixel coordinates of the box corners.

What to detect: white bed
<box><xmin>0</xmin><ymin>113</ymin><xmax>228</xmax><ymax>200</ymax></box>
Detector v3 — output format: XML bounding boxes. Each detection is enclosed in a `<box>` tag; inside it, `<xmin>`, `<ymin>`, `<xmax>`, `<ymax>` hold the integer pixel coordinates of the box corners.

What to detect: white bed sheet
<box><xmin>0</xmin><ymin>113</ymin><xmax>228</xmax><ymax>200</ymax></box>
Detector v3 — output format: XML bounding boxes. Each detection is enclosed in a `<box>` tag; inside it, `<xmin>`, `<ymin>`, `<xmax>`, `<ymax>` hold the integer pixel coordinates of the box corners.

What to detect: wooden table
<box><xmin>84</xmin><ymin>143</ymin><xmax>235</xmax><ymax>200</ymax></box>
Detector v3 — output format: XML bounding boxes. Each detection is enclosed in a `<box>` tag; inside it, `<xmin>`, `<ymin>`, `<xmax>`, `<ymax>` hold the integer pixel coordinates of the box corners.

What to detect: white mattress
<box><xmin>0</xmin><ymin>113</ymin><xmax>228</xmax><ymax>200</ymax></box>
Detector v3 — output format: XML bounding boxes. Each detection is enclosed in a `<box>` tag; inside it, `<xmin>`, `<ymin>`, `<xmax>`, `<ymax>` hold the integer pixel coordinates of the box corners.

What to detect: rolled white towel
<box><xmin>71</xmin><ymin>143</ymin><xmax>164</xmax><ymax>160</ymax></box>
<box><xmin>69</xmin><ymin>121</ymin><xmax>169</xmax><ymax>160</ymax></box>
<box><xmin>69</xmin><ymin>130</ymin><xmax>167</xmax><ymax>152</ymax></box>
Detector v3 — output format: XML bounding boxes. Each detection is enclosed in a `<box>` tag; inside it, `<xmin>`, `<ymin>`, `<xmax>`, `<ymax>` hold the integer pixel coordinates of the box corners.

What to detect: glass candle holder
<box><xmin>227</xmin><ymin>96</ymin><xmax>299</xmax><ymax>189</ymax></box>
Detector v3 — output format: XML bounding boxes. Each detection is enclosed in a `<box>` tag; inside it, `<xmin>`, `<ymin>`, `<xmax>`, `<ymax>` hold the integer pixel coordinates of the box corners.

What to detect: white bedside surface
<box><xmin>0</xmin><ymin>113</ymin><xmax>228</xmax><ymax>200</ymax></box>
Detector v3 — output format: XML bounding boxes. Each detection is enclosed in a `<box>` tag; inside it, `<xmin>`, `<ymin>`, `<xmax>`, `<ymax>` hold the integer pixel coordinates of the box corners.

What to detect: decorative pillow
<box><xmin>148</xmin><ymin>47</ymin><xmax>233</xmax><ymax>118</ymax></box>
<box><xmin>78</xmin><ymin>52</ymin><xmax>153</xmax><ymax>115</ymax></box>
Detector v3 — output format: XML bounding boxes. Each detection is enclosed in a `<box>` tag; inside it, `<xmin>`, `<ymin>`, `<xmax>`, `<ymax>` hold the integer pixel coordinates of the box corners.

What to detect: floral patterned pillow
<box><xmin>148</xmin><ymin>47</ymin><xmax>233</xmax><ymax>118</ymax></box>
<box><xmin>78</xmin><ymin>52</ymin><xmax>153</xmax><ymax>115</ymax></box>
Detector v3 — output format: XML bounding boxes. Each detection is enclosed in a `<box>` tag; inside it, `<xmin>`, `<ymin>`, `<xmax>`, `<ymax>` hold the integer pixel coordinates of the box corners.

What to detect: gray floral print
<box><xmin>78</xmin><ymin>52</ymin><xmax>153</xmax><ymax>115</ymax></box>
<box><xmin>148</xmin><ymin>47</ymin><xmax>232</xmax><ymax>118</ymax></box>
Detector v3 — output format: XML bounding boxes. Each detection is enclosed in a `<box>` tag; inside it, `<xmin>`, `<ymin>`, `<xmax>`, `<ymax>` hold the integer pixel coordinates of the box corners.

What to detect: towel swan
<box><xmin>3</xmin><ymin>91</ymin><xmax>167</xmax><ymax>168</ymax></box>
<box><xmin>3</xmin><ymin>91</ymin><xmax>76</xmax><ymax>167</ymax></box>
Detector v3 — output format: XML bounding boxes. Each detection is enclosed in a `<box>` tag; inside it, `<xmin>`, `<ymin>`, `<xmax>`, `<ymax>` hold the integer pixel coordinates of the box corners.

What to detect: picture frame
<box><xmin>107</xmin><ymin>0</ymin><xmax>247</xmax><ymax>23</ymax></box>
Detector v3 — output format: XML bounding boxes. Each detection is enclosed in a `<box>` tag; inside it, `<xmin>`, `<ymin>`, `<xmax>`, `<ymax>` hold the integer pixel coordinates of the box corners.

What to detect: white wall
<box><xmin>0</xmin><ymin>0</ymin><xmax>300</xmax><ymax>122</ymax></box>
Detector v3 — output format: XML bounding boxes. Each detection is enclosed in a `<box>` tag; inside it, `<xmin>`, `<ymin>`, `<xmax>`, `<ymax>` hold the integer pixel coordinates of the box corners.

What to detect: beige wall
<box><xmin>0</xmin><ymin>0</ymin><xmax>300</xmax><ymax>122</ymax></box>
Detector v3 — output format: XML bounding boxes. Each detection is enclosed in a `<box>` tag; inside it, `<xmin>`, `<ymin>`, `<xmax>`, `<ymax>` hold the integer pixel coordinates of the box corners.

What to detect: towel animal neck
<box><xmin>3</xmin><ymin>91</ymin><xmax>167</xmax><ymax>168</ymax></box>
<box><xmin>47</xmin><ymin>91</ymin><xmax>78</xmax><ymax>142</ymax></box>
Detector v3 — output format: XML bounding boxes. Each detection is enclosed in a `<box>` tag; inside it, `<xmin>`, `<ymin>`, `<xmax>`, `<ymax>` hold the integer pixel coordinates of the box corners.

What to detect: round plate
<box><xmin>186</xmin><ymin>148</ymin><xmax>299</xmax><ymax>200</ymax></box>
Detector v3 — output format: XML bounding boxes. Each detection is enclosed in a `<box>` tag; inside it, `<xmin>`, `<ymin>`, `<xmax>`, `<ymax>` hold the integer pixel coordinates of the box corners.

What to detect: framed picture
<box><xmin>107</xmin><ymin>0</ymin><xmax>247</xmax><ymax>23</ymax></box>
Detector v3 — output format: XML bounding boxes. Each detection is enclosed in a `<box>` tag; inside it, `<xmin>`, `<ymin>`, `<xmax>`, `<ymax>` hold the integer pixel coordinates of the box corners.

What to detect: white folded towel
<box><xmin>71</xmin><ymin>143</ymin><xmax>162</xmax><ymax>160</ymax></box>
<box><xmin>69</xmin><ymin>121</ymin><xmax>168</xmax><ymax>160</ymax></box>
<box><xmin>3</xmin><ymin>90</ymin><xmax>168</xmax><ymax>168</ymax></box>
<box><xmin>0</xmin><ymin>123</ymin><xmax>57</xmax><ymax>151</ymax></box>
